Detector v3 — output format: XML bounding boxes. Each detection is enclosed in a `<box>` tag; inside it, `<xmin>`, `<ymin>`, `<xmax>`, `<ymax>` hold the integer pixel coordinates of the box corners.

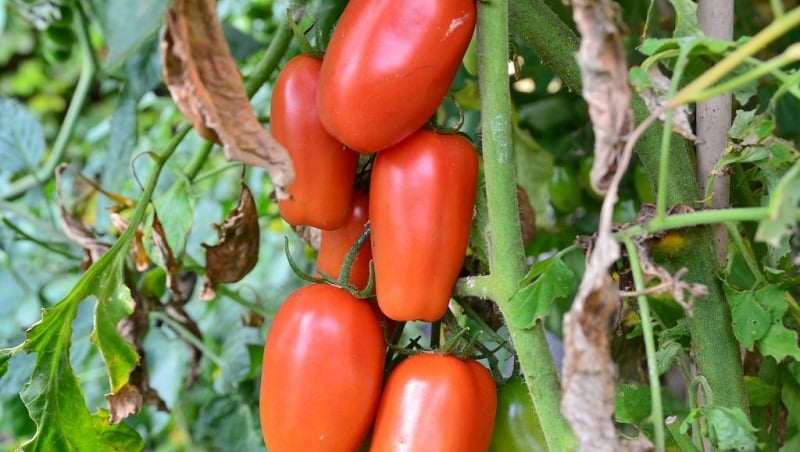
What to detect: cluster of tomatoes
<box><xmin>256</xmin><ymin>1</ymin><xmax>520</xmax><ymax>450</ymax></box>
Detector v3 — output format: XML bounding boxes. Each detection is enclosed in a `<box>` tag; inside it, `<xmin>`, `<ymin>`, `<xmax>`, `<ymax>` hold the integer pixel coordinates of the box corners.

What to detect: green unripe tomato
<box><xmin>489</xmin><ymin>378</ymin><xmax>546</xmax><ymax>452</ymax></box>
<box><xmin>548</xmin><ymin>165</ymin><xmax>583</xmax><ymax>214</ymax></box>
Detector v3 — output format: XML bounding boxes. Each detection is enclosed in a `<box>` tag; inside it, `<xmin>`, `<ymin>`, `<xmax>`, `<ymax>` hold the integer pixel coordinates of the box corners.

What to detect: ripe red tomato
<box><xmin>317</xmin><ymin>0</ymin><xmax>476</xmax><ymax>152</ymax></box>
<box><xmin>369</xmin><ymin>353</ymin><xmax>497</xmax><ymax>452</ymax></box>
<box><xmin>369</xmin><ymin>130</ymin><xmax>478</xmax><ymax>321</ymax></box>
<box><xmin>316</xmin><ymin>190</ymin><xmax>372</xmax><ymax>291</ymax></box>
<box><xmin>259</xmin><ymin>284</ymin><xmax>386</xmax><ymax>451</ymax></box>
<box><xmin>271</xmin><ymin>54</ymin><xmax>359</xmax><ymax>229</ymax></box>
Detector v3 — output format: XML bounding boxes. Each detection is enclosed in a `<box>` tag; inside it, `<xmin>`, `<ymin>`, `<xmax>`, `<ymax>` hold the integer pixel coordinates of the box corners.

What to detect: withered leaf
<box><xmin>150</xmin><ymin>212</ymin><xmax>181</xmax><ymax>298</ymax></box>
<box><xmin>110</xmin><ymin>213</ymin><xmax>152</xmax><ymax>272</ymax></box>
<box><xmin>105</xmin><ymin>383</ymin><xmax>142</xmax><ymax>425</ymax></box>
<box><xmin>55</xmin><ymin>165</ymin><xmax>111</xmax><ymax>269</ymax></box>
<box><xmin>200</xmin><ymin>182</ymin><xmax>260</xmax><ymax>300</ymax></box>
<box><xmin>572</xmin><ymin>0</ymin><xmax>633</xmax><ymax>196</ymax></box>
<box><xmin>638</xmin><ymin>66</ymin><xmax>696</xmax><ymax>141</ymax></box>
<box><xmin>161</xmin><ymin>0</ymin><xmax>294</xmax><ymax>199</ymax></box>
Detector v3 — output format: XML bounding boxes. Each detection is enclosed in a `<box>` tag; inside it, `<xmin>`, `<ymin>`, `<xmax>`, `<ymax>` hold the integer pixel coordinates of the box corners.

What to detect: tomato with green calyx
<box><xmin>317</xmin><ymin>0</ymin><xmax>476</xmax><ymax>152</ymax></box>
<box><xmin>317</xmin><ymin>190</ymin><xmax>372</xmax><ymax>291</ymax></box>
<box><xmin>489</xmin><ymin>378</ymin><xmax>546</xmax><ymax>452</ymax></box>
<box><xmin>370</xmin><ymin>130</ymin><xmax>478</xmax><ymax>322</ymax></box>
<box><xmin>271</xmin><ymin>54</ymin><xmax>359</xmax><ymax>230</ymax></box>
<box><xmin>370</xmin><ymin>353</ymin><xmax>497</xmax><ymax>452</ymax></box>
<box><xmin>259</xmin><ymin>284</ymin><xmax>386</xmax><ymax>451</ymax></box>
<box><xmin>548</xmin><ymin>165</ymin><xmax>583</xmax><ymax>214</ymax></box>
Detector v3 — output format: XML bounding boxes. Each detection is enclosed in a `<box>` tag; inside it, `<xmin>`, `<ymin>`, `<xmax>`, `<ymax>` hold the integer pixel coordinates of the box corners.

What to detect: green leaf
<box><xmin>744</xmin><ymin>376</ymin><xmax>778</xmax><ymax>408</ymax></box>
<box><xmin>468</xmin><ymin>170</ymin><xmax>489</xmax><ymax>269</ymax></box>
<box><xmin>513</xmin><ymin>124</ymin><xmax>553</xmax><ymax>229</ymax></box>
<box><xmin>86</xmin><ymin>0</ymin><xmax>170</xmax><ymax>70</ymax></box>
<box><xmin>655</xmin><ymin>340</ymin><xmax>683</xmax><ymax>376</ymax></box>
<box><xmin>508</xmin><ymin>256</ymin><xmax>576</xmax><ymax>329</ymax></box>
<box><xmin>14</xmin><ymin>214</ymin><xmax>143</xmax><ymax>447</ymax></box>
<box><xmin>667</xmin><ymin>0</ymin><xmax>698</xmax><ymax>38</ymax></box>
<box><xmin>703</xmin><ymin>407</ymin><xmax>758</xmax><ymax>452</ymax></box>
<box><xmin>0</xmin><ymin>97</ymin><xmax>45</xmax><ymax>176</ymax></box>
<box><xmin>758</xmin><ymin>316</ymin><xmax>800</xmax><ymax>363</ymax></box>
<box><xmin>755</xmin><ymin>158</ymin><xmax>800</xmax><ymax>248</ymax></box>
<box><xmin>728</xmin><ymin>109</ymin><xmax>758</xmax><ymax>140</ymax></box>
<box><xmin>153</xmin><ymin>180</ymin><xmax>194</xmax><ymax>256</ymax></box>
<box><xmin>615</xmin><ymin>380</ymin><xmax>652</xmax><ymax>426</ymax></box>
<box><xmin>213</xmin><ymin>327</ymin><xmax>261</xmax><ymax>393</ymax></box>
<box><xmin>725</xmin><ymin>283</ymin><xmax>773</xmax><ymax>349</ymax></box>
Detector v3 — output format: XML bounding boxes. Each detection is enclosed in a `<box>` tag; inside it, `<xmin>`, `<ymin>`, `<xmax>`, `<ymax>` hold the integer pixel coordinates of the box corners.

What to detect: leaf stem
<box><xmin>621</xmin><ymin>235</ymin><xmax>665</xmax><ymax>452</ymax></box>
<box><xmin>150</xmin><ymin>311</ymin><xmax>223</xmax><ymax>367</ymax></box>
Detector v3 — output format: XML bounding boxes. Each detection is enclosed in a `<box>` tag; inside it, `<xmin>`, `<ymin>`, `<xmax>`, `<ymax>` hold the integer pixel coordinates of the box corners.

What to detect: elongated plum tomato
<box><xmin>271</xmin><ymin>55</ymin><xmax>359</xmax><ymax>229</ymax></box>
<box><xmin>369</xmin><ymin>353</ymin><xmax>497</xmax><ymax>452</ymax></box>
<box><xmin>370</xmin><ymin>130</ymin><xmax>478</xmax><ymax>321</ymax></box>
<box><xmin>317</xmin><ymin>0</ymin><xmax>476</xmax><ymax>152</ymax></box>
<box><xmin>317</xmin><ymin>190</ymin><xmax>372</xmax><ymax>291</ymax></box>
<box><xmin>259</xmin><ymin>284</ymin><xmax>386</xmax><ymax>451</ymax></box>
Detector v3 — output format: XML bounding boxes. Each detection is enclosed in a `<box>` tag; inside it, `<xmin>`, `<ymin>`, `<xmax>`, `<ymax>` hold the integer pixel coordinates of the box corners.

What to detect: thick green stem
<box><xmin>477</xmin><ymin>0</ymin><xmax>575</xmax><ymax>449</ymax></box>
<box><xmin>509</xmin><ymin>0</ymin><xmax>748</xmax><ymax>415</ymax></box>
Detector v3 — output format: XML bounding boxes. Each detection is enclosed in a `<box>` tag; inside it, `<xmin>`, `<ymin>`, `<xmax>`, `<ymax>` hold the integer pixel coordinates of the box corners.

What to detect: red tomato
<box><xmin>317</xmin><ymin>0</ymin><xmax>476</xmax><ymax>152</ymax></box>
<box><xmin>317</xmin><ymin>190</ymin><xmax>372</xmax><ymax>291</ymax></box>
<box><xmin>271</xmin><ymin>54</ymin><xmax>359</xmax><ymax>229</ymax></box>
<box><xmin>259</xmin><ymin>284</ymin><xmax>386</xmax><ymax>451</ymax></box>
<box><xmin>369</xmin><ymin>130</ymin><xmax>478</xmax><ymax>321</ymax></box>
<box><xmin>369</xmin><ymin>353</ymin><xmax>497</xmax><ymax>452</ymax></box>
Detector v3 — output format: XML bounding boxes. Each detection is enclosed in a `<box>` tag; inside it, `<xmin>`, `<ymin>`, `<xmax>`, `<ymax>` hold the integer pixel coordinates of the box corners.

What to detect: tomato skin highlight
<box><xmin>317</xmin><ymin>0</ymin><xmax>477</xmax><ymax>152</ymax></box>
<box><xmin>259</xmin><ymin>284</ymin><xmax>386</xmax><ymax>451</ymax></box>
<box><xmin>489</xmin><ymin>378</ymin><xmax>546</xmax><ymax>452</ymax></box>
<box><xmin>317</xmin><ymin>190</ymin><xmax>372</xmax><ymax>291</ymax></box>
<box><xmin>271</xmin><ymin>55</ymin><xmax>359</xmax><ymax>229</ymax></box>
<box><xmin>369</xmin><ymin>130</ymin><xmax>478</xmax><ymax>322</ymax></box>
<box><xmin>369</xmin><ymin>353</ymin><xmax>497</xmax><ymax>452</ymax></box>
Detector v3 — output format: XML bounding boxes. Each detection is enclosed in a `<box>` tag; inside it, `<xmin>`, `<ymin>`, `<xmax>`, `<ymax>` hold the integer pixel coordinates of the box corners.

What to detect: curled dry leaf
<box><xmin>200</xmin><ymin>182</ymin><xmax>260</xmax><ymax>300</ymax></box>
<box><xmin>151</xmin><ymin>212</ymin><xmax>182</xmax><ymax>298</ymax></box>
<box><xmin>161</xmin><ymin>0</ymin><xmax>294</xmax><ymax>199</ymax></box>
<box><xmin>293</xmin><ymin>224</ymin><xmax>322</xmax><ymax>251</ymax></box>
<box><xmin>105</xmin><ymin>383</ymin><xmax>143</xmax><ymax>424</ymax></box>
<box><xmin>638</xmin><ymin>66</ymin><xmax>696</xmax><ymax>141</ymax></box>
<box><xmin>572</xmin><ymin>0</ymin><xmax>633</xmax><ymax>196</ymax></box>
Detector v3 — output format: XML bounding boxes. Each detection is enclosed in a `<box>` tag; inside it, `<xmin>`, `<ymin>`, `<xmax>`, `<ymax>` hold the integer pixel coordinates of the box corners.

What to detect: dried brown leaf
<box><xmin>111</xmin><ymin>213</ymin><xmax>152</xmax><ymax>271</ymax></box>
<box><xmin>293</xmin><ymin>224</ymin><xmax>322</xmax><ymax>251</ymax></box>
<box><xmin>161</xmin><ymin>0</ymin><xmax>294</xmax><ymax>198</ymax></box>
<box><xmin>572</xmin><ymin>0</ymin><xmax>633</xmax><ymax>195</ymax></box>
<box><xmin>55</xmin><ymin>165</ymin><xmax>111</xmax><ymax>268</ymax></box>
<box><xmin>638</xmin><ymin>66</ymin><xmax>696</xmax><ymax>141</ymax></box>
<box><xmin>105</xmin><ymin>383</ymin><xmax>143</xmax><ymax>424</ymax></box>
<box><xmin>200</xmin><ymin>182</ymin><xmax>260</xmax><ymax>300</ymax></box>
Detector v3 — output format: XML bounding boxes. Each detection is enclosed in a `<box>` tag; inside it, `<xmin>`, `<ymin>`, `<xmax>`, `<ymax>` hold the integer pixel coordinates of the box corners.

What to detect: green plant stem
<box><xmin>670</xmin><ymin>7</ymin><xmax>800</xmax><ymax>106</ymax></box>
<box><xmin>508</xmin><ymin>0</ymin><xmax>582</xmax><ymax>92</ymax></box>
<box><xmin>245</xmin><ymin>19</ymin><xmax>294</xmax><ymax>97</ymax></box>
<box><xmin>621</xmin><ymin>235</ymin><xmax>665</xmax><ymax>452</ymax></box>
<box><xmin>477</xmin><ymin>0</ymin><xmax>575</xmax><ymax>449</ymax></box>
<box><xmin>666</xmin><ymin>416</ymin><xmax>702</xmax><ymax>452</ymax></box>
<box><xmin>0</xmin><ymin>10</ymin><xmax>97</xmax><ymax>201</ymax></box>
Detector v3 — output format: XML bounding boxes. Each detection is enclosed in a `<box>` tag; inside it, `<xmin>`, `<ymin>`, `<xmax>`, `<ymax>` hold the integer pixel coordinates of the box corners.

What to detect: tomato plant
<box><xmin>369</xmin><ymin>130</ymin><xmax>478</xmax><ymax>321</ymax></box>
<box><xmin>489</xmin><ymin>378</ymin><xmax>546</xmax><ymax>452</ymax></box>
<box><xmin>259</xmin><ymin>284</ymin><xmax>386</xmax><ymax>451</ymax></box>
<box><xmin>316</xmin><ymin>0</ymin><xmax>476</xmax><ymax>152</ymax></box>
<box><xmin>369</xmin><ymin>353</ymin><xmax>497</xmax><ymax>452</ymax></box>
<box><xmin>271</xmin><ymin>54</ymin><xmax>359</xmax><ymax>229</ymax></box>
<box><xmin>316</xmin><ymin>190</ymin><xmax>372</xmax><ymax>291</ymax></box>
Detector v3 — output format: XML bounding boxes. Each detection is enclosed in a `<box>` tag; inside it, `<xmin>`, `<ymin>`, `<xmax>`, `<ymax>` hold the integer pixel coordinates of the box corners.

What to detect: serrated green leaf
<box><xmin>15</xmin><ymin>213</ymin><xmax>144</xmax><ymax>447</ymax></box>
<box><xmin>758</xmin><ymin>318</ymin><xmax>800</xmax><ymax>363</ymax></box>
<box><xmin>0</xmin><ymin>97</ymin><xmax>46</xmax><ymax>175</ymax></box>
<box><xmin>728</xmin><ymin>109</ymin><xmax>758</xmax><ymax>140</ymax></box>
<box><xmin>86</xmin><ymin>0</ymin><xmax>170</xmax><ymax>70</ymax></box>
<box><xmin>0</xmin><ymin>347</ymin><xmax>15</xmax><ymax>379</ymax></box>
<box><xmin>704</xmin><ymin>407</ymin><xmax>758</xmax><ymax>452</ymax></box>
<box><xmin>667</xmin><ymin>0</ymin><xmax>698</xmax><ymax>38</ymax></box>
<box><xmin>508</xmin><ymin>256</ymin><xmax>576</xmax><ymax>329</ymax></box>
<box><xmin>93</xmin><ymin>409</ymin><xmax>146</xmax><ymax>451</ymax></box>
<box><xmin>214</xmin><ymin>327</ymin><xmax>261</xmax><ymax>393</ymax></box>
<box><xmin>755</xmin><ymin>158</ymin><xmax>800</xmax><ymax>247</ymax></box>
<box><xmin>725</xmin><ymin>284</ymin><xmax>773</xmax><ymax>349</ymax></box>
